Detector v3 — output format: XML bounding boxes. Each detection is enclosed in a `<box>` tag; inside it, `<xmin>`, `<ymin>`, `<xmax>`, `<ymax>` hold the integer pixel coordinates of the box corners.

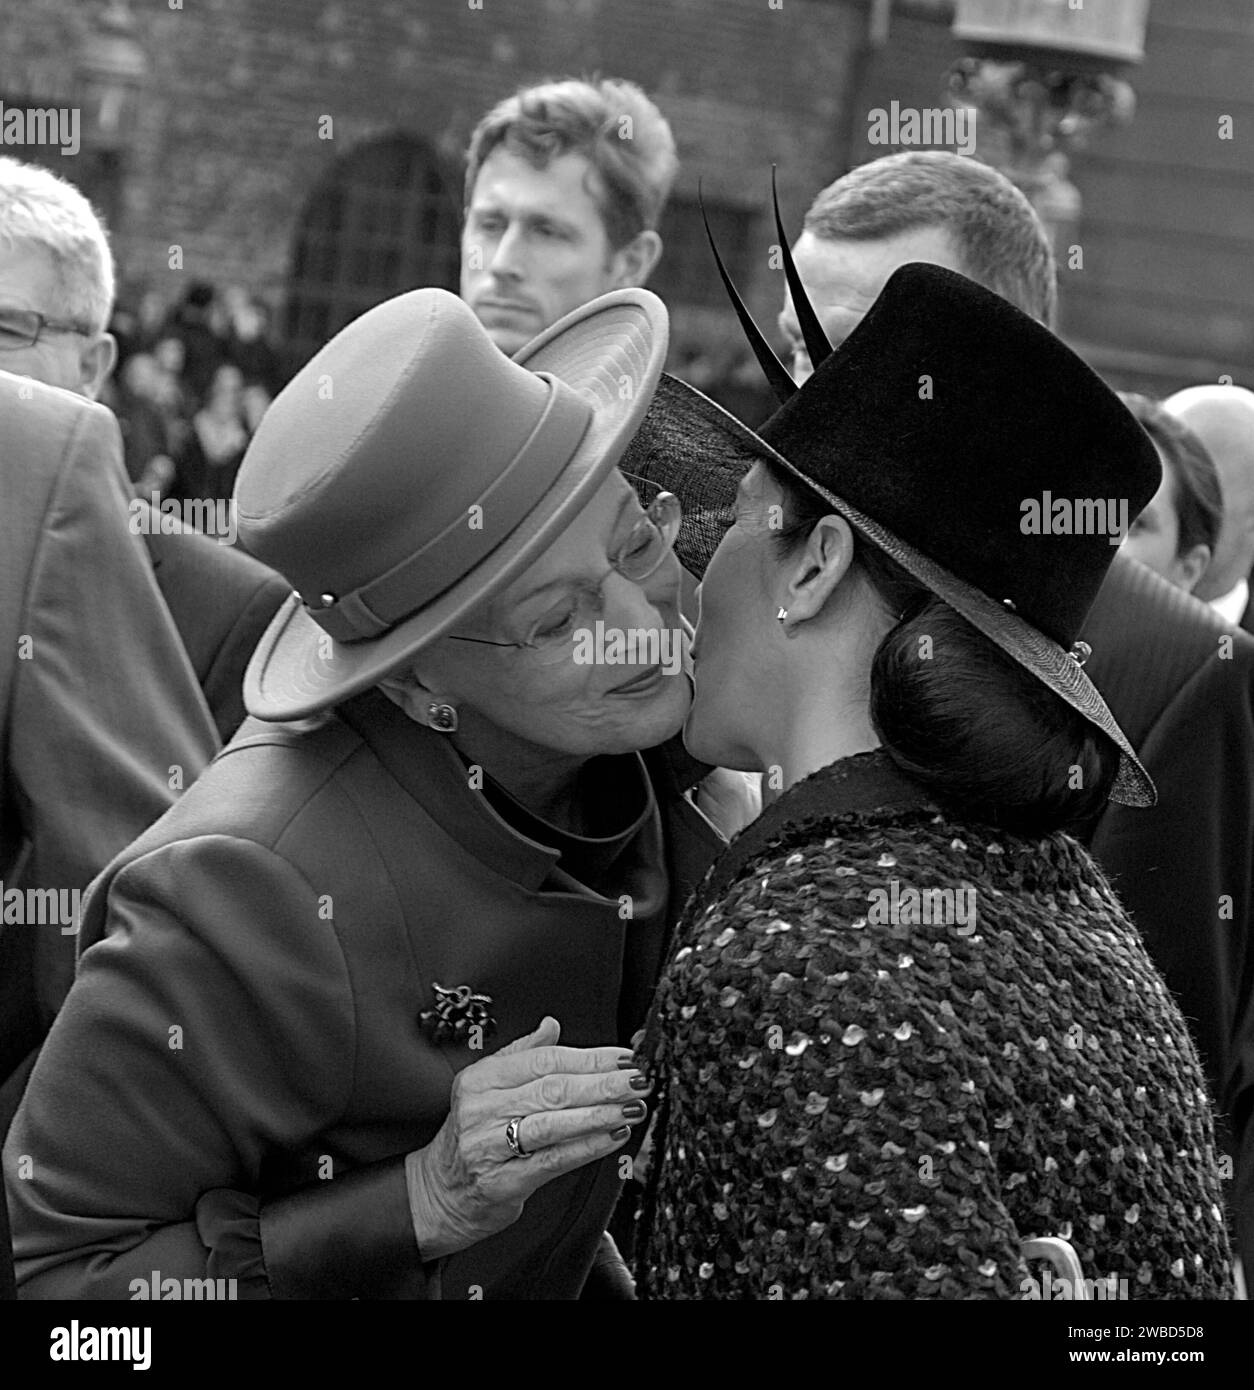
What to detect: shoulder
<box><xmin>103</xmin><ymin>713</ymin><xmax>375</xmax><ymax>866</ymax></box>
<box><xmin>78</xmin><ymin>715</ymin><xmax>401</xmax><ymax>955</ymax></box>
<box><xmin>686</xmin><ymin>807</ymin><xmax>1112</xmax><ymax>966</ymax></box>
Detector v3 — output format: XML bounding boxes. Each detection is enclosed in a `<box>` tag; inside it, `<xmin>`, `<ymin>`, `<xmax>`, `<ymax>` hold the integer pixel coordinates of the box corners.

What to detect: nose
<box><xmin>487</xmin><ymin>223</ymin><xmax>526</xmax><ymax>284</ymax></box>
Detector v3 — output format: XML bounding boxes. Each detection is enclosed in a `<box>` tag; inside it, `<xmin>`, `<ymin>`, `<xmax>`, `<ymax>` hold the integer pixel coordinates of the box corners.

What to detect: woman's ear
<box><xmin>780</xmin><ymin>513</ymin><xmax>857</xmax><ymax>631</ymax></box>
<box><xmin>378</xmin><ymin>663</ymin><xmax>449</xmax><ymax>726</ymax></box>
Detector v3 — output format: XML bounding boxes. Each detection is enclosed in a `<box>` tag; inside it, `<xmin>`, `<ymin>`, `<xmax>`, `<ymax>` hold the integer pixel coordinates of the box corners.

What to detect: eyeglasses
<box><xmin>446</xmin><ymin>488</ymin><xmax>682</xmax><ymax>658</ymax></box>
<box><xmin>0</xmin><ymin>307</ymin><xmax>92</xmax><ymax>351</ymax></box>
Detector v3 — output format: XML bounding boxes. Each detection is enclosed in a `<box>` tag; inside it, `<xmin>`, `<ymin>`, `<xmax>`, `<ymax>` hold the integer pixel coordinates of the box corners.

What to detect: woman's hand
<box><xmin>405</xmin><ymin>1017</ymin><xmax>650</xmax><ymax>1261</ymax></box>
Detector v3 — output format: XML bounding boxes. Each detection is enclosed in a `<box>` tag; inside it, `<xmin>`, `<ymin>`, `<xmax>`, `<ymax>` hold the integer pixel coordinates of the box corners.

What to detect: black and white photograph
<box><xmin>0</xmin><ymin>0</ymin><xmax>1251</xmax><ymax>1368</ymax></box>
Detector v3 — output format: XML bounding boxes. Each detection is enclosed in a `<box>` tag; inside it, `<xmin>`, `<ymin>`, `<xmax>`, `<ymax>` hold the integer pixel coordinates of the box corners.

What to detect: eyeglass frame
<box><xmin>444</xmin><ymin>484</ymin><xmax>682</xmax><ymax>654</ymax></box>
<box><xmin>0</xmin><ymin>306</ymin><xmax>94</xmax><ymax>351</ymax></box>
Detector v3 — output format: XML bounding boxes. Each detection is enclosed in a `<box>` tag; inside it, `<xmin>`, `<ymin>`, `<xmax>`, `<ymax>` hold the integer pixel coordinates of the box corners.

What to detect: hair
<box><xmin>0</xmin><ymin>156</ymin><xmax>115</xmax><ymax>333</ymax></box>
<box><xmin>464</xmin><ymin>77</ymin><xmax>678</xmax><ymax>249</ymax></box>
<box><xmin>804</xmin><ymin>151</ymin><xmax>1058</xmax><ymax>329</ymax></box>
<box><xmin>1119</xmin><ymin>392</ymin><xmax>1223</xmax><ymax>560</ymax></box>
<box><xmin>765</xmin><ymin>460</ymin><xmax>1120</xmax><ymax>835</ymax></box>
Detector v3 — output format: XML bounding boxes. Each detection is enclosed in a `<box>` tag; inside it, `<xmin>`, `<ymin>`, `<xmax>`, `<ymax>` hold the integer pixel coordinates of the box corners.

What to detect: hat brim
<box><xmin>626</xmin><ymin>373</ymin><xmax>1155</xmax><ymax>809</ymax></box>
<box><xmin>244</xmin><ymin>290</ymin><xmax>669</xmax><ymax>720</ymax></box>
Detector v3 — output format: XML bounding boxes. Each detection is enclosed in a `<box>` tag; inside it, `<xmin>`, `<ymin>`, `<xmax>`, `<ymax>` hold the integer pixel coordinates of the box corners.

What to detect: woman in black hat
<box><xmin>629</xmin><ymin>261</ymin><xmax>1234</xmax><ymax>1299</ymax></box>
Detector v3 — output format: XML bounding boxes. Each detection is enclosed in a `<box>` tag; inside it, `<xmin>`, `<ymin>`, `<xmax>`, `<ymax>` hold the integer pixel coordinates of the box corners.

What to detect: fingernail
<box><xmin>621</xmin><ymin>1101</ymin><xmax>647</xmax><ymax>1121</ymax></box>
<box><xmin>629</xmin><ymin>1072</ymin><xmax>651</xmax><ymax>1091</ymax></box>
<box><xmin>609</xmin><ymin>1125</ymin><xmax>631</xmax><ymax>1141</ymax></box>
<box><xmin>615</xmin><ymin>1056</ymin><xmax>638</xmax><ymax>1070</ymax></box>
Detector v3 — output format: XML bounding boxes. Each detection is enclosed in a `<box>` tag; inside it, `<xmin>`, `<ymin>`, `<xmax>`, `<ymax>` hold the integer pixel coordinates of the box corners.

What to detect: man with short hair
<box><xmin>0</xmin><ymin>157</ymin><xmax>288</xmax><ymax>1093</ymax></box>
<box><xmin>1164</xmin><ymin>385</ymin><xmax>1254</xmax><ymax>632</ymax></box>
<box><xmin>777</xmin><ymin>149</ymin><xmax>1254</xmax><ymax>1280</ymax></box>
<box><xmin>461</xmin><ymin>78</ymin><xmax>677</xmax><ymax>355</ymax></box>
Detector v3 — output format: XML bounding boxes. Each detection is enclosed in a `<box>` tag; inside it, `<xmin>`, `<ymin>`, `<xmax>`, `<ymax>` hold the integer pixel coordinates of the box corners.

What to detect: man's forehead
<box><xmin>470</xmin><ymin>146</ymin><xmax>602</xmax><ymax>212</ymax></box>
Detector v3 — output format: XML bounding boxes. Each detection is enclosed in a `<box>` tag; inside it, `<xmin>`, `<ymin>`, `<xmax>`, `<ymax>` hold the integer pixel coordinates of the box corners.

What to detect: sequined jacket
<box><xmin>636</xmin><ymin>750</ymin><xmax>1234</xmax><ymax>1300</ymax></box>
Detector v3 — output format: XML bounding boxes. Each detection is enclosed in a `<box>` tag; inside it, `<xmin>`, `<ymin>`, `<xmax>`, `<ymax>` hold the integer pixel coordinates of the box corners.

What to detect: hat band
<box><xmin>309</xmin><ymin>374</ymin><xmax>593</xmax><ymax>643</ymax></box>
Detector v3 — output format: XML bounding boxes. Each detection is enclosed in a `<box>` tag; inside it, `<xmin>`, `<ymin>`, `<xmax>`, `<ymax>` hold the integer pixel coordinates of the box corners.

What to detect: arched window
<box><xmin>282</xmin><ymin>134</ymin><xmax>461</xmax><ymax>374</ymax></box>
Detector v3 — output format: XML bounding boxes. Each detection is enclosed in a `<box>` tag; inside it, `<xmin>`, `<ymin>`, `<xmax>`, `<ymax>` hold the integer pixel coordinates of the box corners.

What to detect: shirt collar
<box><xmin>1211</xmin><ymin>577</ymin><xmax>1250</xmax><ymax>627</ymax></box>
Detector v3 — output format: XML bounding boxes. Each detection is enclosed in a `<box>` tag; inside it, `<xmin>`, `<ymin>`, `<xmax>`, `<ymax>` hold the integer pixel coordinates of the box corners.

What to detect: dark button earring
<box><xmin>427</xmin><ymin>702</ymin><xmax>458</xmax><ymax>733</ymax></box>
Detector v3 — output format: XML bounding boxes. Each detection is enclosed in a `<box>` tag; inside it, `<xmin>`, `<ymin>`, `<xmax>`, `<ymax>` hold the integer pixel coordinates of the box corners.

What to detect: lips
<box><xmin>476</xmin><ymin>299</ymin><xmax>535</xmax><ymax>316</ymax></box>
<box><xmin>609</xmin><ymin>665</ymin><xmax>664</xmax><ymax>695</ymax></box>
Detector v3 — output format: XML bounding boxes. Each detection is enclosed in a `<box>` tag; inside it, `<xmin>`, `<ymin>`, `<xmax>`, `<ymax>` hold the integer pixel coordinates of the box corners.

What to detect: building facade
<box><xmin>1</xmin><ymin>0</ymin><xmax>1250</xmax><ymax>400</ymax></box>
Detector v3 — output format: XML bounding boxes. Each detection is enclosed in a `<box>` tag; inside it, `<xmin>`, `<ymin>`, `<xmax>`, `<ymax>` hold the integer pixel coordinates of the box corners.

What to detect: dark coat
<box><xmin>0</xmin><ymin>374</ymin><xmax>218</xmax><ymax>1081</ymax></box>
<box><xmin>141</xmin><ymin>521</ymin><xmax>290</xmax><ymax>743</ymax></box>
<box><xmin>636</xmin><ymin>751</ymin><xmax>1234</xmax><ymax>1299</ymax></box>
<box><xmin>4</xmin><ymin>690</ymin><xmax>724</xmax><ymax>1299</ymax></box>
<box><xmin>1080</xmin><ymin>551</ymin><xmax>1254</xmax><ymax>1271</ymax></box>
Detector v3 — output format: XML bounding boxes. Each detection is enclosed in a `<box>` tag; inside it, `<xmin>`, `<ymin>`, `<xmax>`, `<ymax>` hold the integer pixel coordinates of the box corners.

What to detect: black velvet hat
<box><xmin>622</xmin><ymin>258</ymin><xmax>1160</xmax><ymax>807</ymax></box>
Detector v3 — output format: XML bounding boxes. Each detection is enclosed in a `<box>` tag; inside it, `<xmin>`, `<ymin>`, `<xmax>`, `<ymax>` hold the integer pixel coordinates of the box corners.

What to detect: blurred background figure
<box><xmin>167</xmin><ymin>278</ymin><xmax>227</xmax><ymax>401</ymax></box>
<box><xmin>108</xmin><ymin>350</ymin><xmax>176</xmax><ymax>495</ymax></box>
<box><xmin>174</xmin><ymin>360</ymin><xmax>250</xmax><ymax>505</ymax></box>
<box><xmin>460</xmin><ymin>77</ymin><xmax>676</xmax><ymax>354</ymax></box>
<box><xmin>225</xmin><ymin>291</ymin><xmax>280</xmax><ymax>399</ymax></box>
<box><xmin>1165</xmin><ymin>386</ymin><xmax>1254</xmax><ymax>631</ymax></box>
<box><xmin>1119</xmin><ymin>393</ymin><xmax>1223</xmax><ymax>595</ymax></box>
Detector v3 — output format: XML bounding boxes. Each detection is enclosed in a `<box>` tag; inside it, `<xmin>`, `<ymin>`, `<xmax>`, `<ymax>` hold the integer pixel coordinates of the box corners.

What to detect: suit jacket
<box><xmin>1080</xmin><ymin>550</ymin><xmax>1254</xmax><ymax>1271</ymax></box>
<box><xmin>0</xmin><ymin>372</ymin><xmax>218</xmax><ymax>1077</ymax></box>
<box><xmin>142</xmin><ymin>523</ymin><xmax>290</xmax><ymax>743</ymax></box>
<box><xmin>4</xmin><ymin>689</ymin><xmax>725</xmax><ymax>1299</ymax></box>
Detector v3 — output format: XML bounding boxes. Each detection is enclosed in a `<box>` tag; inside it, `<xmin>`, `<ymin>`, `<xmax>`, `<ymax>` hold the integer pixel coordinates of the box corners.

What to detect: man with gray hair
<box><xmin>1165</xmin><ymin>385</ymin><xmax>1254</xmax><ymax>632</ymax></box>
<box><xmin>771</xmin><ymin>149</ymin><xmax>1254</xmax><ymax>1281</ymax></box>
<box><xmin>461</xmin><ymin>77</ymin><xmax>676</xmax><ymax>355</ymax></box>
<box><xmin>0</xmin><ymin>156</ymin><xmax>287</xmax><ymax>1097</ymax></box>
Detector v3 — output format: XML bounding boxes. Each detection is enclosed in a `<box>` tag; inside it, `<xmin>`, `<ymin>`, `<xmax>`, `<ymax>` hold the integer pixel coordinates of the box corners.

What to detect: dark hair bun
<box><xmin>869</xmin><ymin>596</ymin><xmax>1119</xmax><ymax>834</ymax></box>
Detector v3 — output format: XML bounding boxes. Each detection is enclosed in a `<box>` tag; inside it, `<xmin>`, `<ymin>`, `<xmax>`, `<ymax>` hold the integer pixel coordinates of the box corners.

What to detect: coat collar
<box><xmin>697</xmin><ymin>748</ymin><xmax>937</xmax><ymax>908</ymax></box>
<box><xmin>334</xmin><ymin>689</ymin><xmax>564</xmax><ymax>892</ymax></box>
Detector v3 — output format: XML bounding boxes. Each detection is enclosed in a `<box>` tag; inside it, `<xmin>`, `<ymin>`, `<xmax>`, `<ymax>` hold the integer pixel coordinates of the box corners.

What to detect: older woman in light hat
<box><xmin>4</xmin><ymin>286</ymin><xmax>736</xmax><ymax>1299</ymax></box>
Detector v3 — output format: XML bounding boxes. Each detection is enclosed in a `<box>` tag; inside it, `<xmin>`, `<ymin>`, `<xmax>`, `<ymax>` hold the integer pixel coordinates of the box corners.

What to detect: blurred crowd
<box><xmin>103</xmin><ymin>281</ymin><xmax>280</xmax><ymax>504</ymax></box>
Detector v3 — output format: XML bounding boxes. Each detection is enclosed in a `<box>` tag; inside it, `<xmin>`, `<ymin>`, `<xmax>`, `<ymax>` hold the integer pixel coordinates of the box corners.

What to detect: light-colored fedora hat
<box><xmin>236</xmin><ymin>287</ymin><xmax>668</xmax><ymax>720</ymax></box>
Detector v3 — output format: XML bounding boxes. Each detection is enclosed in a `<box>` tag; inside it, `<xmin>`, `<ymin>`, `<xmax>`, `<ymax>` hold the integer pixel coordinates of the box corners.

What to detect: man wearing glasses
<box><xmin>0</xmin><ymin>158</ymin><xmax>285</xmax><ymax>1109</ymax></box>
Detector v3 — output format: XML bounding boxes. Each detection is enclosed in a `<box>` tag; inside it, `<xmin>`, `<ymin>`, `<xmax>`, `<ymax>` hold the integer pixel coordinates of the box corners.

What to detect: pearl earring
<box><xmin>427</xmin><ymin>702</ymin><xmax>459</xmax><ymax>733</ymax></box>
